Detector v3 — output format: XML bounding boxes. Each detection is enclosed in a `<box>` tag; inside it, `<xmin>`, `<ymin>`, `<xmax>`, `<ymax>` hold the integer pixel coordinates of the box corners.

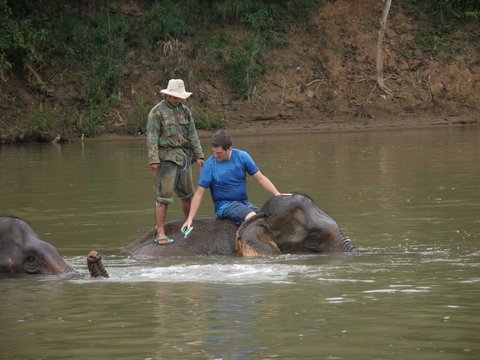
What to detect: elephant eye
<box><xmin>24</xmin><ymin>254</ymin><xmax>41</xmax><ymax>274</ymax></box>
<box><xmin>304</xmin><ymin>233</ymin><xmax>328</xmax><ymax>252</ymax></box>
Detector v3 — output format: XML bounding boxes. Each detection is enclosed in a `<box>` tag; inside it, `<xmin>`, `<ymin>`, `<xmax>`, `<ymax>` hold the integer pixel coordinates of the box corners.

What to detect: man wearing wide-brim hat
<box><xmin>146</xmin><ymin>79</ymin><xmax>205</xmax><ymax>245</ymax></box>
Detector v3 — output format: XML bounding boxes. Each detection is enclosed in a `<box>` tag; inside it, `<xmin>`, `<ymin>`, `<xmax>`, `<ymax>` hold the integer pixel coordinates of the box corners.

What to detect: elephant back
<box><xmin>123</xmin><ymin>217</ymin><xmax>238</xmax><ymax>257</ymax></box>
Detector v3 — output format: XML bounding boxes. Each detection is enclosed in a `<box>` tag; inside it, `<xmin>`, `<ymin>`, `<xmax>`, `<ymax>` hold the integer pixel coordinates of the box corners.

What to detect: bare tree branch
<box><xmin>376</xmin><ymin>0</ymin><xmax>392</xmax><ymax>95</ymax></box>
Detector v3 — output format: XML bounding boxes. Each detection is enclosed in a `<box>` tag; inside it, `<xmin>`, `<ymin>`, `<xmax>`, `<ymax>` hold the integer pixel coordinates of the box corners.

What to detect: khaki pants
<box><xmin>155</xmin><ymin>160</ymin><xmax>194</xmax><ymax>204</ymax></box>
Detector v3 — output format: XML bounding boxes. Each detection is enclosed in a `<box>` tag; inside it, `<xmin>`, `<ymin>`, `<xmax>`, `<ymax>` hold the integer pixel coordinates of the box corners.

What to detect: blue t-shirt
<box><xmin>198</xmin><ymin>149</ymin><xmax>259</xmax><ymax>211</ymax></box>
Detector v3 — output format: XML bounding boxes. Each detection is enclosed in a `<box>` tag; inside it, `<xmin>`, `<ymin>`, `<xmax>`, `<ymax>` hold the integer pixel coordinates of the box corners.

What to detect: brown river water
<box><xmin>0</xmin><ymin>127</ymin><xmax>479</xmax><ymax>359</ymax></box>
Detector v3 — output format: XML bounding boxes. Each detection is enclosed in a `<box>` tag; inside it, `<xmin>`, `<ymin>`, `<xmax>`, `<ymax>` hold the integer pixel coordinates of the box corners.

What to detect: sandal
<box><xmin>153</xmin><ymin>235</ymin><xmax>175</xmax><ymax>245</ymax></box>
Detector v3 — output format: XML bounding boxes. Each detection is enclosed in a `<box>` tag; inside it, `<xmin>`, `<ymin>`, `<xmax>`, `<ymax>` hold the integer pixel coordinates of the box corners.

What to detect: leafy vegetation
<box><xmin>127</xmin><ymin>98</ymin><xmax>149</xmax><ymax>135</ymax></box>
<box><xmin>403</xmin><ymin>0</ymin><xmax>480</xmax><ymax>53</ymax></box>
<box><xmin>144</xmin><ymin>2</ymin><xmax>193</xmax><ymax>42</ymax></box>
<box><xmin>2</xmin><ymin>0</ymin><xmax>314</xmax><ymax>140</ymax></box>
<box><xmin>194</xmin><ymin>110</ymin><xmax>226</xmax><ymax>130</ymax></box>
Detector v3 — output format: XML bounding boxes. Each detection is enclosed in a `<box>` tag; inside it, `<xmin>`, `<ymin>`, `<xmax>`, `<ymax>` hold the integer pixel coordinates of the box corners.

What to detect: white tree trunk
<box><xmin>376</xmin><ymin>0</ymin><xmax>392</xmax><ymax>95</ymax></box>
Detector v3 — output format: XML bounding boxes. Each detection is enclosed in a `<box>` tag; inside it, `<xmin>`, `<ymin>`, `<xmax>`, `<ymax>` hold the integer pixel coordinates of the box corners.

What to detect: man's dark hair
<box><xmin>211</xmin><ymin>130</ymin><xmax>232</xmax><ymax>150</ymax></box>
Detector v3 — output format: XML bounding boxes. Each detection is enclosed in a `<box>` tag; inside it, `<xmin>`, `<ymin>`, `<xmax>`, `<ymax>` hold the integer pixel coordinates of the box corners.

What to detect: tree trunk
<box><xmin>376</xmin><ymin>0</ymin><xmax>392</xmax><ymax>95</ymax></box>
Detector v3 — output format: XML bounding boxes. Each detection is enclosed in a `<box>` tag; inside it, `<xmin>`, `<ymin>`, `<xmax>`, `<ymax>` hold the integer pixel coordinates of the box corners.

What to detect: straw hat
<box><xmin>160</xmin><ymin>79</ymin><xmax>192</xmax><ymax>99</ymax></box>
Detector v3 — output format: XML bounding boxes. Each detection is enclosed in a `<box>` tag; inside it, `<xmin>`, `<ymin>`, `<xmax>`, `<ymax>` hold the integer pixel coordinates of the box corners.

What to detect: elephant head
<box><xmin>0</xmin><ymin>217</ymin><xmax>107</xmax><ymax>278</ymax></box>
<box><xmin>236</xmin><ymin>193</ymin><xmax>356</xmax><ymax>256</ymax></box>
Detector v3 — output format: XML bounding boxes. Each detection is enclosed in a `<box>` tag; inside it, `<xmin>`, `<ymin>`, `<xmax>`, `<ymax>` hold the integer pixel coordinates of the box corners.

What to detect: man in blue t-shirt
<box><xmin>181</xmin><ymin>131</ymin><xmax>285</xmax><ymax>231</ymax></box>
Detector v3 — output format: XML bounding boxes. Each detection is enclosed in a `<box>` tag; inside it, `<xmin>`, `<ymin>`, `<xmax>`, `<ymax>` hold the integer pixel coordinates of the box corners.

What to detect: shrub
<box><xmin>128</xmin><ymin>99</ymin><xmax>149</xmax><ymax>134</ymax></box>
<box><xmin>194</xmin><ymin>109</ymin><xmax>225</xmax><ymax>130</ymax></box>
<box><xmin>224</xmin><ymin>34</ymin><xmax>268</xmax><ymax>99</ymax></box>
<box><xmin>144</xmin><ymin>2</ymin><xmax>192</xmax><ymax>43</ymax></box>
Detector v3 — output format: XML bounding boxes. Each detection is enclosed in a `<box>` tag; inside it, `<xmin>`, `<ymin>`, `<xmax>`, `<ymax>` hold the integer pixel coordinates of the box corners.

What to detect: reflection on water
<box><xmin>0</xmin><ymin>127</ymin><xmax>479</xmax><ymax>359</ymax></box>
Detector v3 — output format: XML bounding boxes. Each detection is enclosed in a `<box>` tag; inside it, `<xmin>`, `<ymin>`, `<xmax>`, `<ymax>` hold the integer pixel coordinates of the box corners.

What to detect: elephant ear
<box><xmin>235</xmin><ymin>213</ymin><xmax>281</xmax><ymax>257</ymax></box>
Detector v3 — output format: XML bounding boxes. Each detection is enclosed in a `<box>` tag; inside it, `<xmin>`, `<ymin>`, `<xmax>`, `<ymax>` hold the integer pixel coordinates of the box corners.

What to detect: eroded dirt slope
<box><xmin>1</xmin><ymin>0</ymin><xmax>478</xmax><ymax>140</ymax></box>
<box><xmin>213</xmin><ymin>0</ymin><xmax>479</xmax><ymax>132</ymax></box>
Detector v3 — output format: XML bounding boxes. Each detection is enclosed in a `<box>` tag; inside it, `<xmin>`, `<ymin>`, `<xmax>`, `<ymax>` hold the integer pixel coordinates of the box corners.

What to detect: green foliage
<box><xmin>68</xmin><ymin>8</ymin><xmax>130</xmax><ymax>136</ymax></box>
<box><xmin>224</xmin><ymin>35</ymin><xmax>268</xmax><ymax>99</ymax></box>
<box><xmin>199</xmin><ymin>3</ymin><xmax>286</xmax><ymax>99</ymax></box>
<box><xmin>201</xmin><ymin>32</ymin><xmax>232</xmax><ymax>64</ymax></box>
<box><xmin>201</xmin><ymin>0</ymin><xmax>316</xmax><ymax>25</ymax></box>
<box><xmin>23</xmin><ymin>106</ymin><xmax>76</xmax><ymax>141</ymax></box>
<box><xmin>1</xmin><ymin>1</ymin><xmax>133</xmax><ymax>137</ymax></box>
<box><xmin>0</xmin><ymin>0</ymin><xmax>320</xmax><ymax>141</ymax></box>
<box><xmin>200</xmin><ymin>27</ymin><xmax>270</xmax><ymax>98</ymax></box>
<box><xmin>243</xmin><ymin>4</ymin><xmax>280</xmax><ymax>32</ymax></box>
<box><xmin>80</xmin><ymin>106</ymin><xmax>101</xmax><ymax>137</ymax></box>
<box><xmin>194</xmin><ymin>110</ymin><xmax>225</xmax><ymax>130</ymax></box>
<box><xmin>283</xmin><ymin>0</ymin><xmax>319</xmax><ymax>21</ymax></box>
<box><xmin>0</xmin><ymin>0</ymin><xmax>35</xmax><ymax>74</ymax></box>
<box><xmin>404</xmin><ymin>0</ymin><xmax>479</xmax><ymax>53</ymax></box>
<box><xmin>438</xmin><ymin>0</ymin><xmax>480</xmax><ymax>19</ymax></box>
<box><xmin>144</xmin><ymin>1</ymin><xmax>193</xmax><ymax>43</ymax></box>
<box><xmin>74</xmin><ymin>10</ymin><xmax>129</xmax><ymax>97</ymax></box>
<box><xmin>206</xmin><ymin>0</ymin><xmax>260</xmax><ymax>23</ymax></box>
<box><xmin>406</xmin><ymin>0</ymin><xmax>480</xmax><ymax>23</ymax></box>
<box><xmin>417</xmin><ymin>33</ymin><xmax>451</xmax><ymax>52</ymax></box>
<box><xmin>128</xmin><ymin>98</ymin><xmax>149</xmax><ymax>134</ymax></box>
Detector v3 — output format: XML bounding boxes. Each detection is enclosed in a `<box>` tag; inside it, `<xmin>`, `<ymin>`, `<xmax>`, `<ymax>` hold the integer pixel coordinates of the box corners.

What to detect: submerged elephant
<box><xmin>0</xmin><ymin>216</ymin><xmax>108</xmax><ymax>278</ymax></box>
<box><xmin>125</xmin><ymin>193</ymin><xmax>356</xmax><ymax>257</ymax></box>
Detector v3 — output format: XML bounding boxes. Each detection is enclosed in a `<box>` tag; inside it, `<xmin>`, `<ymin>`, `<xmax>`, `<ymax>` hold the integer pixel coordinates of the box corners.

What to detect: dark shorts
<box><xmin>216</xmin><ymin>201</ymin><xmax>259</xmax><ymax>225</ymax></box>
<box><xmin>155</xmin><ymin>161</ymin><xmax>194</xmax><ymax>205</ymax></box>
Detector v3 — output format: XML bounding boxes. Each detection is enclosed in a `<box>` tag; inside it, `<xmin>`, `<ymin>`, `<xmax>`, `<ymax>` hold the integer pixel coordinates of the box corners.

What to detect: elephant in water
<box><xmin>124</xmin><ymin>193</ymin><xmax>356</xmax><ymax>257</ymax></box>
<box><xmin>0</xmin><ymin>217</ymin><xmax>108</xmax><ymax>278</ymax></box>
<box><xmin>0</xmin><ymin>194</ymin><xmax>355</xmax><ymax>277</ymax></box>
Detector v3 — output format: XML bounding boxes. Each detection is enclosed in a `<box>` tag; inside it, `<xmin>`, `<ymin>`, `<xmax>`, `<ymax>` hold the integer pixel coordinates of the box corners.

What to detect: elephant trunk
<box><xmin>49</xmin><ymin>261</ymin><xmax>75</xmax><ymax>274</ymax></box>
<box><xmin>342</xmin><ymin>239</ymin><xmax>357</xmax><ymax>253</ymax></box>
<box><xmin>87</xmin><ymin>250</ymin><xmax>109</xmax><ymax>278</ymax></box>
<box><xmin>332</xmin><ymin>229</ymin><xmax>357</xmax><ymax>253</ymax></box>
<box><xmin>41</xmin><ymin>250</ymin><xmax>76</xmax><ymax>275</ymax></box>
